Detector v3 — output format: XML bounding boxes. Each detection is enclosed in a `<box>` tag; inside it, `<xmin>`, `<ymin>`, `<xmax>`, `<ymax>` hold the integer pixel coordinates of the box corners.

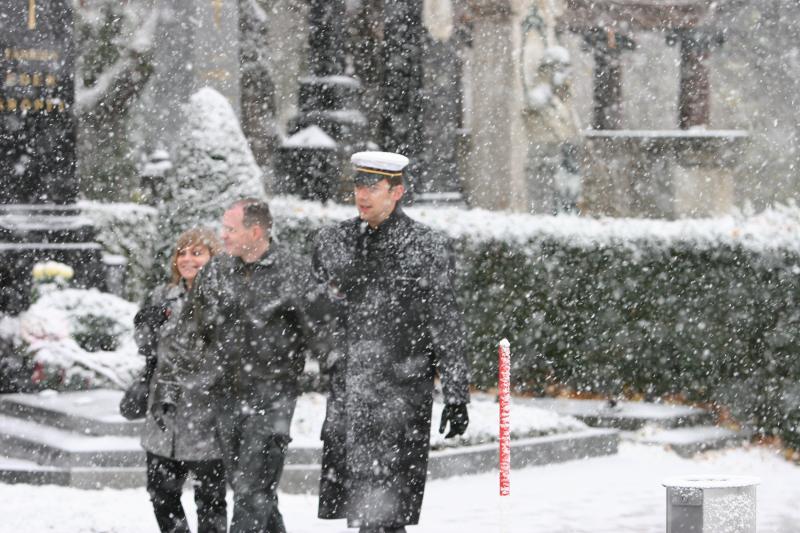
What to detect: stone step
<box><xmin>0</xmin><ymin>414</ymin><xmax>144</xmax><ymax>468</ymax></box>
<box><xmin>0</xmin><ymin>456</ymin><xmax>146</xmax><ymax>489</ymax></box>
<box><xmin>0</xmin><ymin>411</ymin><xmax>322</xmax><ymax>469</ymax></box>
<box><xmin>0</xmin><ymin>203</ymin><xmax>97</xmax><ymax>244</ymax></box>
<box><xmin>426</xmin><ymin>428</ymin><xmax>619</xmax><ymax>481</ymax></box>
<box><xmin>525</xmin><ymin>398</ymin><xmax>714</xmax><ymax>431</ymax></box>
<box><xmin>625</xmin><ymin>425</ymin><xmax>749</xmax><ymax>457</ymax></box>
<box><xmin>0</xmin><ymin>390</ymin><xmax>143</xmax><ymax>437</ymax></box>
<box><xmin>0</xmin><ymin>428</ymin><xmax>620</xmax><ymax>493</ymax></box>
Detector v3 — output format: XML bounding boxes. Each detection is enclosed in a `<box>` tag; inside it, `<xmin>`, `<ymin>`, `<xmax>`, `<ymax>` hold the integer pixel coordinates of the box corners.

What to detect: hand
<box><xmin>438</xmin><ymin>403</ymin><xmax>469</xmax><ymax>438</ymax></box>
<box><xmin>151</xmin><ymin>402</ymin><xmax>175</xmax><ymax>432</ymax></box>
<box><xmin>135</xmin><ymin>305</ymin><xmax>170</xmax><ymax>329</ymax></box>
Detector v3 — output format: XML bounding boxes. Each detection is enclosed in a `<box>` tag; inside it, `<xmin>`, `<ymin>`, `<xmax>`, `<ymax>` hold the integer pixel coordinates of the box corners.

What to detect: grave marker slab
<box><xmin>0</xmin><ymin>0</ymin><xmax>77</xmax><ymax>203</ymax></box>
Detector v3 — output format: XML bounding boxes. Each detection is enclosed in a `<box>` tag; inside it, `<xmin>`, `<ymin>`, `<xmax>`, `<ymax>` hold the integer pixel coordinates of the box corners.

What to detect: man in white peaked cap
<box><xmin>311</xmin><ymin>151</ymin><xmax>471</xmax><ymax>533</ymax></box>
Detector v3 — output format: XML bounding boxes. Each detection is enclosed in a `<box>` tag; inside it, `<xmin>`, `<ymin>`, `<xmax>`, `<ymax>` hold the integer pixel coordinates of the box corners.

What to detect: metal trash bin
<box><xmin>663</xmin><ymin>475</ymin><xmax>759</xmax><ymax>533</ymax></box>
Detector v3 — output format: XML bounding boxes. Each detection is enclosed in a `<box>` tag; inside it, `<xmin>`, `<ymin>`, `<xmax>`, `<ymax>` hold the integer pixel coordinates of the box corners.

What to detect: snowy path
<box><xmin>2</xmin><ymin>442</ymin><xmax>799</xmax><ymax>532</ymax></box>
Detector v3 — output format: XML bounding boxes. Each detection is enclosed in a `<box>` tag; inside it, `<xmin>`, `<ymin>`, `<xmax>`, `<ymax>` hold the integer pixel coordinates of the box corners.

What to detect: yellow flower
<box><xmin>31</xmin><ymin>261</ymin><xmax>74</xmax><ymax>283</ymax></box>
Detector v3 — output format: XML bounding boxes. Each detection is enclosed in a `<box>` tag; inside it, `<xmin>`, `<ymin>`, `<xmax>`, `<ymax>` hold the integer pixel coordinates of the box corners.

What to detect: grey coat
<box><xmin>312</xmin><ymin>207</ymin><xmax>471</xmax><ymax>528</ymax></box>
<box><xmin>139</xmin><ymin>283</ymin><xmax>221</xmax><ymax>461</ymax></box>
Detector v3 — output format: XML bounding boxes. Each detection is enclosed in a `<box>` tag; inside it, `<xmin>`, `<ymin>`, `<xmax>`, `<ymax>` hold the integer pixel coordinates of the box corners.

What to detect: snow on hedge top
<box><xmin>269</xmin><ymin>195</ymin><xmax>800</xmax><ymax>253</ymax></box>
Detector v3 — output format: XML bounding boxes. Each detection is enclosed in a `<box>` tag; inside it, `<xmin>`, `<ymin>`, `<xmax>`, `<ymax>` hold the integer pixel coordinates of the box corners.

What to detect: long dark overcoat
<box><xmin>312</xmin><ymin>207</ymin><xmax>470</xmax><ymax>528</ymax></box>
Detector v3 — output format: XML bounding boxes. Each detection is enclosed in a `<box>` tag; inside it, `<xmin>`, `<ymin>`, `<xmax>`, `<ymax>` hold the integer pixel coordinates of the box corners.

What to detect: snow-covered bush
<box><xmin>1</xmin><ymin>288</ymin><xmax>141</xmax><ymax>392</ymax></box>
<box><xmin>79</xmin><ymin>200</ymin><xmax>159</xmax><ymax>301</ymax></box>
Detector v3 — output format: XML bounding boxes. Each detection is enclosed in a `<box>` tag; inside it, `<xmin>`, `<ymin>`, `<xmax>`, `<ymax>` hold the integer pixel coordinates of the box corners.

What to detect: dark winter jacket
<box><xmin>138</xmin><ymin>282</ymin><xmax>221</xmax><ymax>461</ymax></box>
<box><xmin>312</xmin><ymin>207</ymin><xmax>471</xmax><ymax>528</ymax></box>
<box><xmin>188</xmin><ymin>245</ymin><xmax>312</xmax><ymax>411</ymax></box>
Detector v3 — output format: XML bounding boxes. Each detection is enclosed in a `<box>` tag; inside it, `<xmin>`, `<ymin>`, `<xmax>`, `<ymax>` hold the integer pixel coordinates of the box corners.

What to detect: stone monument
<box><xmin>520</xmin><ymin>0</ymin><xmax>582</xmax><ymax>213</ymax></box>
<box><xmin>0</xmin><ymin>0</ymin><xmax>105</xmax><ymax>312</ymax></box>
<box><xmin>275</xmin><ymin>0</ymin><xmax>369</xmax><ymax>202</ymax></box>
<box><xmin>463</xmin><ymin>0</ymin><xmax>531</xmax><ymax>212</ymax></box>
<box><xmin>417</xmin><ymin>0</ymin><xmax>466</xmax><ymax>206</ymax></box>
<box><xmin>562</xmin><ymin>0</ymin><xmax>748</xmax><ymax>219</ymax></box>
<box><xmin>0</xmin><ymin>0</ymin><xmax>76</xmax><ymax>203</ymax></box>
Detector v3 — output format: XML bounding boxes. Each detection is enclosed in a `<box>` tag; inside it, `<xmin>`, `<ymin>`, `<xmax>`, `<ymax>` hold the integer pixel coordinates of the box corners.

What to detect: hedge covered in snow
<box><xmin>270</xmin><ymin>198</ymin><xmax>800</xmax><ymax>448</ymax></box>
<box><xmin>79</xmin><ymin>200</ymin><xmax>158</xmax><ymax>301</ymax></box>
<box><xmin>84</xmin><ymin>196</ymin><xmax>800</xmax><ymax>448</ymax></box>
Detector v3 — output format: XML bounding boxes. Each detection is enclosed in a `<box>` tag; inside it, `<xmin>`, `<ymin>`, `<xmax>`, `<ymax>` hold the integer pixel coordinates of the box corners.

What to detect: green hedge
<box><xmin>270</xmin><ymin>198</ymin><xmax>800</xmax><ymax>448</ymax></box>
<box><xmin>455</xmin><ymin>237</ymin><xmax>800</xmax><ymax>446</ymax></box>
<box><xmin>97</xmin><ymin>198</ymin><xmax>800</xmax><ymax>448</ymax></box>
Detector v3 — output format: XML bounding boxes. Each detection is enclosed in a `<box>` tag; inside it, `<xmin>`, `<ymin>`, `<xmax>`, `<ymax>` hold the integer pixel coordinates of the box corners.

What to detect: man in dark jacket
<box><xmin>189</xmin><ymin>199</ymin><xmax>311</xmax><ymax>533</ymax></box>
<box><xmin>312</xmin><ymin>152</ymin><xmax>471</xmax><ymax>533</ymax></box>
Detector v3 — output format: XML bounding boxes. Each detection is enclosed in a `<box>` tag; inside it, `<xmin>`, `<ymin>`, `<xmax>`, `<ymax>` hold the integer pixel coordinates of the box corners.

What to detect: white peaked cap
<box><xmin>351</xmin><ymin>151</ymin><xmax>410</xmax><ymax>172</ymax></box>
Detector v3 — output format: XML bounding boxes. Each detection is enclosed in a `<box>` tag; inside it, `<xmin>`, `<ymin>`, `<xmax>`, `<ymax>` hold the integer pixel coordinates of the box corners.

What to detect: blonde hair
<box><xmin>169</xmin><ymin>227</ymin><xmax>222</xmax><ymax>285</ymax></box>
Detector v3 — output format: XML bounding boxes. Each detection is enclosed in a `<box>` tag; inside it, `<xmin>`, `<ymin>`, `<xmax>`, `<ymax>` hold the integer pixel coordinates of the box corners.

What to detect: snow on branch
<box><xmin>76</xmin><ymin>9</ymin><xmax>158</xmax><ymax>117</ymax></box>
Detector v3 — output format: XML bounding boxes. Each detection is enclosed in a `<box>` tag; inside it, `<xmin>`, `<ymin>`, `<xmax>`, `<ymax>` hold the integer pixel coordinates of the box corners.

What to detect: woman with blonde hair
<box><xmin>136</xmin><ymin>227</ymin><xmax>227</xmax><ymax>533</ymax></box>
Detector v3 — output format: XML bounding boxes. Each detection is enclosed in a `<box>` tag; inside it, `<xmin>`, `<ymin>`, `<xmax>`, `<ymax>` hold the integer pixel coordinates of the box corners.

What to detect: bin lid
<box><xmin>662</xmin><ymin>475</ymin><xmax>760</xmax><ymax>489</ymax></box>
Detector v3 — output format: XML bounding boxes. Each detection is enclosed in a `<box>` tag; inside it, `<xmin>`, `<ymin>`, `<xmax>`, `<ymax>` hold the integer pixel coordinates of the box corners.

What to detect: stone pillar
<box><xmin>381</xmin><ymin>0</ymin><xmax>425</xmax><ymax>199</ymax></box>
<box><xmin>464</xmin><ymin>0</ymin><xmax>527</xmax><ymax>211</ymax></box>
<box><xmin>147</xmin><ymin>0</ymin><xmax>240</xmax><ymax>156</ymax></box>
<box><xmin>417</xmin><ymin>0</ymin><xmax>464</xmax><ymax>205</ymax></box>
<box><xmin>583</xmin><ymin>29</ymin><xmax>635</xmax><ymax>130</ymax></box>
<box><xmin>0</xmin><ymin>0</ymin><xmax>77</xmax><ymax>204</ymax></box>
<box><xmin>265</xmin><ymin>0</ymin><xmax>308</xmax><ymax>132</ymax></box>
<box><xmin>240</xmin><ymin>0</ymin><xmax>278</xmax><ymax>177</ymax></box>
<box><xmin>308</xmin><ymin>0</ymin><xmax>346</xmax><ymax>77</ymax></box>
<box><xmin>670</xmin><ymin>29</ymin><xmax>723</xmax><ymax>129</ymax></box>
<box><xmin>418</xmin><ymin>36</ymin><xmax>464</xmax><ymax>204</ymax></box>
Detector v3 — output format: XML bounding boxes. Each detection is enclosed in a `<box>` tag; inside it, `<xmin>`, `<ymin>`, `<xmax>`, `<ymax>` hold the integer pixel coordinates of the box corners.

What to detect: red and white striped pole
<box><xmin>498</xmin><ymin>338</ymin><xmax>511</xmax><ymax>497</ymax></box>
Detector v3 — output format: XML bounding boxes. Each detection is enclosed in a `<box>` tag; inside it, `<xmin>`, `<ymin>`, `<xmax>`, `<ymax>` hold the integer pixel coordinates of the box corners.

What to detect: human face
<box><xmin>221</xmin><ymin>206</ymin><xmax>259</xmax><ymax>258</ymax></box>
<box><xmin>176</xmin><ymin>244</ymin><xmax>211</xmax><ymax>286</ymax></box>
<box><xmin>355</xmin><ymin>179</ymin><xmax>404</xmax><ymax>228</ymax></box>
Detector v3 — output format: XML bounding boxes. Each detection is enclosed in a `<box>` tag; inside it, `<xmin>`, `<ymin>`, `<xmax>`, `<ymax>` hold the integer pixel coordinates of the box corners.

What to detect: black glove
<box><xmin>438</xmin><ymin>403</ymin><xmax>469</xmax><ymax>438</ymax></box>
<box><xmin>135</xmin><ymin>304</ymin><xmax>170</xmax><ymax>330</ymax></box>
<box><xmin>151</xmin><ymin>402</ymin><xmax>175</xmax><ymax>432</ymax></box>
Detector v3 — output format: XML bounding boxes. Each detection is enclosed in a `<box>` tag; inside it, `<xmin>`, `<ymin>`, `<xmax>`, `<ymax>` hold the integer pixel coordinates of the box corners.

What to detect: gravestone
<box><xmin>0</xmin><ymin>0</ymin><xmax>105</xmax><ymax>313</ymax></box>
<box><xmin>277</xmin><ymin>0</ymin><xmax>370</xmax><ymax>202</ymax></box>
<box><xmin>0</xmin><ymin>0</ymin><xmax>77</xmax><ymax>203</ymax></box>
<box><xmin>417</xmin><ymin>34</ymin><xmax>465</xmax><ymax>206</ymax></box>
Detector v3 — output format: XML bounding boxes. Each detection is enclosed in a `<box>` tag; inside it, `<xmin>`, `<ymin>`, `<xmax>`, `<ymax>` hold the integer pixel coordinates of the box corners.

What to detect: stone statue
<box><xmin>519</xmin><ymin>0</ymin><xmax>582</xmax><ymax>213</ymax></box>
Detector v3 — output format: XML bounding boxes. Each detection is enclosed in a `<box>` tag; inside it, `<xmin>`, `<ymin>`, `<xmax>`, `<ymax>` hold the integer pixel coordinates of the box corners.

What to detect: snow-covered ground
<box><xmin>2</xmin><ymin>442</ymin><xmax>799</xmax><ymax>533</ymax></box>
<box><xmin>290</xmin><ymin>392</ymin><xmax>587</xmax><ymax>449</ymax></box>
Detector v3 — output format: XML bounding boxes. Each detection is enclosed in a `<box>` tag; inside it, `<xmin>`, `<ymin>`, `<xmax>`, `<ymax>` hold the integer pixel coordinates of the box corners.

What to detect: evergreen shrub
<box><xmin>93</xmin><ymin>196</ymin><xmax>800</xmax><ymax>447</ymax></box>
<box><xmin>271</xmin><ymin>198</ymin><xmax>800</xmax><ymax>448</ymax></box>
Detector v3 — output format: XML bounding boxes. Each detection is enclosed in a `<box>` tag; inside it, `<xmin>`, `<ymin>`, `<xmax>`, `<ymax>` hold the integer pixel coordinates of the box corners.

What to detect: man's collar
<box><xmin>235</xmin><ymin>245</ymin><xmax>276</xmax><ymax>269</ymax></box>
<box><xmin>366</xmin><ymin>205</ymin><xmax>405</xmax><ymax>233</ymax></box>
